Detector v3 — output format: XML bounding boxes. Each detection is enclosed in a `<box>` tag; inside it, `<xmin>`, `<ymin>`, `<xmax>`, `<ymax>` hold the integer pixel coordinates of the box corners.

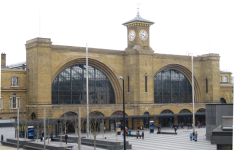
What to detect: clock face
<box><xmin>139</xmin><ymin>30</ymin><xmax>148</xmax><ymax>41</ymax></box>
<box><xmin>129</xmin><ymin>30</ymin><xmax>135</xmax><ymax>41</ymax></box>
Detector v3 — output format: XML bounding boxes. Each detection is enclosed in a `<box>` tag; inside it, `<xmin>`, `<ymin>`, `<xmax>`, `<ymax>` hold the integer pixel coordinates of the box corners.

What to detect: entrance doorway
<box><xmin>159</xmin><ymin>117</ymin><xmax>174</xmax><ymax>127</ymax></box>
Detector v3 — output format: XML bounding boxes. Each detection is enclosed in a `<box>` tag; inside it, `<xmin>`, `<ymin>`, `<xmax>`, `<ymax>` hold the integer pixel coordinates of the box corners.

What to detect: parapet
<box><xmin>197</xmin><ymin>53</ymin><xmax>220</xmax><ymax>57</ymax></box>
<box><xmin>26</xmin><ymin>37</ymin><xmax>52</xmax><ymax>44</ymax></box>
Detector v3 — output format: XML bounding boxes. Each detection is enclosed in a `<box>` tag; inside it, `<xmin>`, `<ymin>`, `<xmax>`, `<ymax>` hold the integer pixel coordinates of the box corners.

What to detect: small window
<box><xmin>0</xmin><ymin>98</ymin><xmax>2</xmax><ymax>109</ymax></box>
<box><xmin>145</xmin><ymin>76</ymin><xmax>147</xmax><ymax>92</ymax></box>
<box><xmin>128</xmin><ymin>76</ymin><xmax>130</xmax><ymax>92</ymax></box>
<box><xmin>206</xmin><ymin>79</ymin><xmax>208</xmax><ymax>93</ymax></box>
<box><xmin>220</xmin><ymin>76</ymin><xmax>221</xmax><ymax>82</ymax></box>
<box><xmin>11</xmin><ymin>77</ymin><xmax>18</xmax><ymax>86</ymax></box>
<box><xmin>224</xmin><ymin>76</ymin><xmax>228</xmax><ymax>82</ymax></box>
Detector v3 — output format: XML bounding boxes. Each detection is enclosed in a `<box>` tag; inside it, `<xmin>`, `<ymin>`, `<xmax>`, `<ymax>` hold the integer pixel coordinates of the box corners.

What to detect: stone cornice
<box><xmin>124</xmin><ymin>21</ymin><xmax>153</xmax><ymax>27</ymax></box>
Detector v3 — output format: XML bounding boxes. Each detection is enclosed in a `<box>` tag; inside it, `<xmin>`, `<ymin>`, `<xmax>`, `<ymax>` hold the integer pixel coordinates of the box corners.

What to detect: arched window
<box><xmin>160</xmin><ymin>109</ymin><xmax>174</xmax><ymax>114</ymax></box>
<box><xmin>154</xmin><ymin>69</ymin><xmax>192</xmax><ymax>103</ymax></box>
<box><xmin>179</xmin><ymin>109</ymin><xmax>191</xmax><ymax>114</ymax></box>
<box><xmin>52</xmin><ymin>64</ymin><xmax>115</xmax><ymax>104</ymax></box>
<box><xmin>196</xmin><ymin>108</ymin><xmax>205</xmax><ymax>113</ymax></box>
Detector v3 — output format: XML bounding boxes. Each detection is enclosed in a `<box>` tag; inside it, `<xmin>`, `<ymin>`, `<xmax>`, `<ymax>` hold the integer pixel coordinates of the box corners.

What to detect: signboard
<box><xmin>116</xmin><ymin>122</ymin><xmax>121</xmax><ymax>135</ymax></box>
<box><xmin>150</xmin><ymin>121</ymin><xmax>154</xmax><ymax>133</ymax></box>
<box><xmin>28</xmin><ymin>126</ymin><xmax>34</xmax><ymax>139</ymax></box>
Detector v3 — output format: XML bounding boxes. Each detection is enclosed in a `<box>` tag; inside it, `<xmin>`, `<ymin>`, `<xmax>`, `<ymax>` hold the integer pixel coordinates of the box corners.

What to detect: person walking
<box><xmin>195</xmin><ymin>132</ymin><xmax>198</xmax><ymax>142</ymax></box>
<box><xmin>41</xmin><ymin>131</ymin><xmax>44</xmax><ymax>142</ymax></box>
<box><xmin>136</xmin><ymin>129</ymin><xmax>139</xmax><ymax>139</ymax></box>
<box><xmin>142</xmin><ymin>131</ymin><xmax>144</xmax><ymax>139</ymax></box>
<box><xmin>1</xmin><ymin>134</ymin><xmax>3</xmax><ymax>142</ymax></box>
<box><xmin>65</xmin><ymin>133</ymin><xmax>68</xmax><ymax>144</ymax></box>
<box><xmin>174</xmin><ymin>127</ymin><xmax>177</xmax><ymax>133</ymax></box>
<box><xmin>189</xmin><ymin>133</ymin><xmax>192</xmax><ymax>141</ymax></box>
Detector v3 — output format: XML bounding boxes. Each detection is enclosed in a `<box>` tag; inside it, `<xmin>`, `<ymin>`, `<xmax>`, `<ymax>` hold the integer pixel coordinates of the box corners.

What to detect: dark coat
<box><xmin>65</xmin><ymin>134</ymin><xmax>68</xmax><ymax>140</ymax></box>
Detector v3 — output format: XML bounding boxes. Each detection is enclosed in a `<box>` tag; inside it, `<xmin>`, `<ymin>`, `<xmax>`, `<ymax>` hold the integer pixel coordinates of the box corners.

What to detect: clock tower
<box><xmin>122</xmin><ymin>8</ymin><xmax>155</xmax><ymax>104</ymax></box>
<box><xmin>123</xmin><ymin>8</ymin><xmax>154</xmax><ymax>51</ymax></box>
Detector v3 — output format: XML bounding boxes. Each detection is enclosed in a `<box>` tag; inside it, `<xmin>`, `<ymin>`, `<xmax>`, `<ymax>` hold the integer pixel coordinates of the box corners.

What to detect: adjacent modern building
<box><xmin>0</xmin><ymin>10</ymin><xmax>234</xmax><ymax>131</ymax></box>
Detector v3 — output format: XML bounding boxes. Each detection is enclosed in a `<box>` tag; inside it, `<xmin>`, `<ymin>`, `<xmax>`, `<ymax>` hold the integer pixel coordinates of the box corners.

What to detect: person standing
<box><xmin>1</xmin><ymin>134</ymin><xmax>3</xmax><ymax>142</ymax></box>
<box><xmin>65</xmin><ymin>133</ymin><xmax>68</xmax><ymax>144</ymax></box>
<box><xmin>195</xmin><ymin>132</ymin><xmax>198</xmax><ymax>142</ymax></box>
<box><xmin>142</xmin><ymin>131</ymin><xmax>144</xmax><ymax>139</ymax></box>
<box><xmin>192</xmin><ymin>131</ymin><xmax>195</xmax><ymax>140</ymax></box>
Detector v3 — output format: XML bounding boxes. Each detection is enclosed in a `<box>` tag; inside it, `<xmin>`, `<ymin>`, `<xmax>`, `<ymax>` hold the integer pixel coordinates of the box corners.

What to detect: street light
<box><xmin>119</xmin><ymin>76</ymin><xmax>126</xmax><ymax>150</ymax></box>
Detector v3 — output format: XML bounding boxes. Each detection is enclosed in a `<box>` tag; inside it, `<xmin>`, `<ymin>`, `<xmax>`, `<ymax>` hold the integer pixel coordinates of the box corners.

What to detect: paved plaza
<box><xmin>0</xmin><ymin>127</ymin><xmax>216</xmax><ymax>150</ymax></box>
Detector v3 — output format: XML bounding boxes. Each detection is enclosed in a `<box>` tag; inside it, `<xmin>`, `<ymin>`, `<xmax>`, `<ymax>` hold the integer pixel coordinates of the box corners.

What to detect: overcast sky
<box><xmin>0</xmin><ymin>0</ymin><xmax>234</xmax><ymax>75</ymax></box>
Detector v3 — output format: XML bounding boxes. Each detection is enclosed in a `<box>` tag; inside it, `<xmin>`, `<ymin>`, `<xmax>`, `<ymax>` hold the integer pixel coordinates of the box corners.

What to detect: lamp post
<box><xmin>119</xmin><ymin>76</ymin><xmax>126</xmax><ymax>150</ymax></box>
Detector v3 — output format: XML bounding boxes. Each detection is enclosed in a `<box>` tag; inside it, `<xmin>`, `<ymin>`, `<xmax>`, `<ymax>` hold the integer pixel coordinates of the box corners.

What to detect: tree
<box><xmin>89</xmin><ymin>111</ymin><xmax>104</xmax><ymax>150</ymax></box>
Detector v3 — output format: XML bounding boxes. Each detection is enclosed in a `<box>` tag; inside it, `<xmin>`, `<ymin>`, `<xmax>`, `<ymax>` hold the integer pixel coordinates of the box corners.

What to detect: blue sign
<box><xmin>150</xmin><ymin>121</ymin><xmax>154</xmax><ymax>133</ymax></box>
<box><xmin>28</xmin><ymin>126</ymin><xmax>34</xmax><ymax>139</ymax></box>
<box><xmin>116</xmin><ymin>122</ymin><xmax>121</xmax><ymax>135</ymax></box>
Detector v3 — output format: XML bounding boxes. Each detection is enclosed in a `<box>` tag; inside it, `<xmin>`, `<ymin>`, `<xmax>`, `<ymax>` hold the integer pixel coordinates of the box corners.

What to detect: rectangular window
<box><xmin>224</xmin><ymin>76</ymin><xmax>228</xmax><ymax>82</ymax></box>
<box><xmin>220</xmin><ymin>76</ymin><xmax>221</xmax><ymax>82</ymax></box>
<box><xmin>0</xmin><ymin>98</ymin><xmax>2</xmax><ymax>109</ymax></box>
<box><xmin>145</xmin><ymin>76</ymin><xmax>147</xmax><ymax>92</ymax></box>
<box><xmin>128</xmin><ymin>76</ymin><xmax>129</xmax><ymax>92</ymax></box>
<box><xmin>13</xmin><ymin>97</ymin><xmax>16</xmax><ymax>108</ymax></box>
<box><xmin>206</xmin><ymin>79</ymin><xmax>208</xmax><ymax>93</ymax></box>
<box><xmin>11</xmin><ymin>77</ymin><xmax>18</xmax><ymax>86</ymax></box>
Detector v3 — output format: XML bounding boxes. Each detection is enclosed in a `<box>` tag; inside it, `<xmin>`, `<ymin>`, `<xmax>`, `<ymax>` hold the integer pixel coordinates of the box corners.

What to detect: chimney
<box><xmin>1</xmin><ymin>53</ymin><xmax>6</xmax><ymax>67</ymax></box>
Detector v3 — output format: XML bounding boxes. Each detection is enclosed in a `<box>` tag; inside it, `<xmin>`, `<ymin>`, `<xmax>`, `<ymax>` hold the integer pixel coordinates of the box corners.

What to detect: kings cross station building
<box><xmin>0</xmin><ymin>10</ymin><xmax>233</xmax><ymax>133</ymax></box>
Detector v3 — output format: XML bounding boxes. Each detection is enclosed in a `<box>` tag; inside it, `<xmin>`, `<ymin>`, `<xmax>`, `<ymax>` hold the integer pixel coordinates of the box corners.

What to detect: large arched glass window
<box><xmin>154</xmin><ymin>69</ymin><xmax>192</xmax><ymax>103</ymax></box>
<box><xmin>52</xmin><ymin>64</ymin><xmax>115</xmax><ymax>104</ymax></box>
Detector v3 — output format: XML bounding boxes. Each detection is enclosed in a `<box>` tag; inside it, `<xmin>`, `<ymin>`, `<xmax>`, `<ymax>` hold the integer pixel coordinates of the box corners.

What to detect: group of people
<box><xmin>189</xmin><ymin>131</ymin><xmax>198</xmax><ymax>141</ymax></box>
<box><xmin>197</xmin><ymin>121</ymin><xmax>206</xmax><ymax>128</ymax></box>
<box><xmin>136</xmin><ymin>129</ymin><xmax>144</xmax><ymax>139</ymax></box>
<box><xmin>170</xmin><ymin>122</ymin><xmax>184</xmax><ymax>129</ymax></box>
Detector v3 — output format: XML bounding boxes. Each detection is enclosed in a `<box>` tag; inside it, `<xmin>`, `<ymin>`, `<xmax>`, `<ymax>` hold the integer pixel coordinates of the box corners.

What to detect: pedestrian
<box><xmin>136</xmin><ymin>129</ymin><xmax>139</xmax><ymax>139</ymax></box>
<box><xmin>192</xmin><ymin>132</ymin><xmax>195</xmax><ymax>140</ymax></box>
<box><xmin>169</xmin><ymin>122</ymin><xmax>171</xmax><ymax>128</ymax></box>
<box><xmin>1</xmin><ymin>134</ymin><xmax>3</xmax><ymax>142</ymax></box>
<box><xmin>41</xmin><ymin>131</ymin><xmax>44</xmax><ymax>142</ymax></box>
<box><xmin>172</xmin><ymin>123</ymin><xmax>175</xmax><ymax>130</ymax></box>
<box><xmin>158</xmin><ymin>124</ymin><xmax>161</xmax><ymax>131</ymax></box>
<box><xmin>195</xmin><ymin>132</ymin><xmax>198</xmax><ymax>142</ymax></box>
<box><xmin>128</xmin><ymin>129</ymin><xmax>131</xmax><ymax>136</ymax></box>
<box><xmin>189</xmin><ymin>133</ymin><xmax>192</xmax><ymax>141</ymax></box>
<box><xmin>104</xmin><ymin>126</ymin><xmax>106</xmax><ymax>133</ymax></box>
<box><xmin>65</xmin><ymin>132</ymin><xmax>68</xmax><ymax>144</ymax></box>
<box><xmin>174</xmin><ymin>127</ymin><xmax>177</xmax><ymax>133</ymax></box>
<box><xmin>142</xmin><ymin>131</ymin><xmax>144</xmax><ymax>139</ymax></box>
<box><xmin>198</xmin><ymin>123</ymin><xmax>200</xmax><ymax>129</ymax></box>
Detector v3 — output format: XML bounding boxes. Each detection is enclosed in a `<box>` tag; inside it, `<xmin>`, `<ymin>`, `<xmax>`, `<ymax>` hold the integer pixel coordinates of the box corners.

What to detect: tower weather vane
<box><xmin>137</xmin><ymin>3</ymin><xmax>141</xmax><ymax>17</ymax></box>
